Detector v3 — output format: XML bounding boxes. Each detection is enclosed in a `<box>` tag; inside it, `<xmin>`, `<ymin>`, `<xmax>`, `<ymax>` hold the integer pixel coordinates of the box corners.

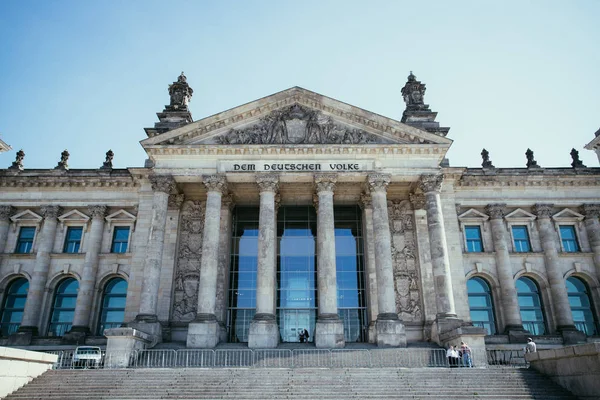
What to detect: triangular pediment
<box><xmin>505</xmin><ymin>208</ymin><xmax>537</xmax><ymax>221</ymax></box>
<box><xmin>58</xmin><ymin>209</ymin><xmax>90</xmax><ymax>223</ymax></box>
<box><xmin>141</xmin><ymin>87</ymin><xmax>452</xmax><ymax>148</ymax></box>
<box><xmin>106</xmin><ymin>210</ymin><xmax>137</xmax><ymax>223</ymax></box>
<box><xmin>10</xmin><ymin>209</ymin><xmax>42</xmax><ymax>224</ymax></box>
<box><xmin>552</xmin><ymin>208</ymin><xmax>584</xmax><ymax>222</ymax></box>
<box><xmin>458</xmin><ymin>208</ymin><xmax>489</xmax><ymax>221</ymax></box>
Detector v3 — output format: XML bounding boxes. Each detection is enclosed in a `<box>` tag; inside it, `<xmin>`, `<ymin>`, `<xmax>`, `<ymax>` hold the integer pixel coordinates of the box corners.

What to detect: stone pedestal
<box><xmin>436</xmin><ymin>318</ymin><xmax>488</xmax><ymax>367</ymax></box>
<box><xmin>186</xmin><ymin>319</ymin><xmax>220</xmax><ymax>348</ymax></box>
<box><xmin>376</xmin><ymin>318</ymin><xmax>407</xmax><ymax>348</ymax></box>
<box><xmin>248</xmin><ymin>316</ymin><xmax>279</xmax><ymax>349</ymax></box>
<box><xmin>127</xmin><ymin>314</ymin><xmax>162</xmax><ymax>348</ymax></box>
<box><xmin>104</xmin><ymin>327</ymin><xmax>151</xmax><ymax>368</ymax></box>
<box><xmin>315</xmin><ymin>318</ymin><xmax>345</xmax><ymax>348</ymax></box>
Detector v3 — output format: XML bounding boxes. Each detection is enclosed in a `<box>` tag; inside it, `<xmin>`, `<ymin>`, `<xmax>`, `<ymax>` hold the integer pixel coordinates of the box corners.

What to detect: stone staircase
<box><xmin>4</xmin><ymin>368</ymin><xmax>577</xmax><ymax>399</ymax></box>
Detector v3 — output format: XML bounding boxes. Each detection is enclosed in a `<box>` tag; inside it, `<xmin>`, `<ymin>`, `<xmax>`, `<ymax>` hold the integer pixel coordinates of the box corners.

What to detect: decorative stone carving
<box><xmin>203</xmin><ymin>175</ymin><xmax>227</xmax><ymax>193</ymax></box>
<box><xmin>149</xmin><ymin>175</ymin><xmax>176</xmax><ymax>193</ymax></box>
<box><xmin>101</xmin><ymin>150</ymin><xmax>114</xmax><ymax>169</ymax></box>
<box><xmin>485</xmin><ymin>203</ymin><xmax>506</xmax><ymax>220</ymax></box>
<box><xmin>256</xmin><ymin>174</ymin><xmax>279</xmax><ymax>193</ymax></box>
<box><xmin>481</xmin><ymin>148</ymin><xmax>495</xmax><ymax>168</ymax></box>
<box><xmin>314</xmin><ymin>173</ymin><xmax>337</xmax><ymax>193</ymax></box>
<box><xmin>8</xmin><ymin>149</ymin><xmax>24</xmax><ymax>170</ymax></box>
<box><xmin>409</xmin><ymin>193</ymin><xmax>426</xmax><ymax>210</ymax></box>
<box><xmin>168</xmin><ymin>194</ymin><xmax>185</xmax><ymax>210</ymax></box>
<box><xmin>580</xmin><ymin>204</ymin><xmax>600</xmax><ymax>219</ymax></box>
<box><xmin>168</xmin><ymin>72</ymin><xmax>193</xmax><ymax>110</ymax></box>
<box><xmin>358</xmin><ymin>193</ymin><xmax>372</xmax><ymax>210</ymax></box>
<box><xmin>533</xmin><ymin>203</ymin><xmax>554</xmax><ymax>219</ymax></box>
<box><xmin>172</xmin><ymin>200</ymin><xmax>205</xmax><ymax>321</ymax></box>
<box><xmin>216</xmin><ymin>104</ymin><xmax>385</xmax><ymax>145</ymax></box>
<box><xmin>0</xmin><ymin>205</ymin><xmax>15</xmax><ymax>220</ymax></box>
<box><xmin>388</xmin><ymin>200</ymin><xmax>413</xmax><ymax>234</ymax></box>
<box><xmin>570</xmin><ymin>148</ymin><xmax>586</xmax><ymax>168</ymax></box>
<box><xmin>418</xmin><ymin>174</ymin><xmax>443</xmax><ymax>193</ymax></box>
<box><xmin>221</xmin><ymin>194</ymin><xmax>235</xmax><ymax>210</ymax></box>
<box><xmin>88</xmin><ymin>205</ymin><xmax>107</xmax><ymax>219</ymax></box>
<box><xmin>40</xmin><ymin>205</ymin><xmax>62</xmax><ymax>219</ymax></box>
<box><xmin>55</xmin><ymin>150</ymin><xmax>70</xmax><ymax>170</ymax></box>
<box><xmin>367</xmin><ymin>173</ymin><xmax>391</xmax><ymax>193</ymax></box>
<box><xmin>526</xmin><ymin>148</ymin><xmax>541</xmax><ymax>169</ymax></box>
<box><xmin>401</xmin><ymin>72</ymin><xmax>427</xmax><ymax>111</ymax></box>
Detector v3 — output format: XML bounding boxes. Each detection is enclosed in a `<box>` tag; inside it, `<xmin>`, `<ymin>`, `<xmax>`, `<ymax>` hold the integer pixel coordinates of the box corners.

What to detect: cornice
<box><xmin>458</xmin><ymin>170</ymin><xmax>600</xmax><ymax>188</ymax></box>
<box><xmin>0</xmin><ymin>169</ymin><xmax>138</xmax><ymax>189</ymax></box>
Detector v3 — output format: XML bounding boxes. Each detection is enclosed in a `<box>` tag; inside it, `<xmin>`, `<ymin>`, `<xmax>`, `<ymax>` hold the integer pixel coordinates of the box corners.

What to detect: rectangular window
<box><xmin>15</xmin><ymin>227</ymin><xmax>35</xmax><ymax>254</ymax></box>
<box><xmin>512</xmin><ymin>225</ymin><xmax>532</xmax><ymax>252</ymax></box>
<box><xmin>63</xmin><ymin>227</ymin><xmax>83</xmax><ymax>253</ymax></box>
<box><xmin>560</xmin><ymin>225</ymin><xmax>580</xmax><ymax>252</ymax></box>
<box><xmin>465</xmin><ymin>226</ymin><xmax>483</xmax><ymax>252</ymax></box>
<box><xmin>111</xmin><ymin>227</ymin><xmax>130</xmax><ymax>253</ymax></box>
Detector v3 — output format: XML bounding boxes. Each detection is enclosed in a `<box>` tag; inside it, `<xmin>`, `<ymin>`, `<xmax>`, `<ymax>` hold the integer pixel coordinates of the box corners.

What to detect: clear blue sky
<box><xmin>1</xmin><ymin>0</ymin><xmax>599</xmax><ymax>169</ymax></box>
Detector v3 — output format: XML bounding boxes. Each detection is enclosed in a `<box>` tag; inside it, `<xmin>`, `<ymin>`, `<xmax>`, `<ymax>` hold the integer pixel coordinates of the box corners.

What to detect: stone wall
<box><xmin>0</xmin><ymin>346</ymin><xmax>57</xmax><ymax>398</ymax></box>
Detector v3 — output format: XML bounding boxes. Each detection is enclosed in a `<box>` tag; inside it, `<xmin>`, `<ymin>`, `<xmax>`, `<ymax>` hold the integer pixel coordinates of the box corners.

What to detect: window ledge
<box><xmin>49</xmin><ymin>253</ymin><xmax>86</xmax><ymax>259</ymax></box>
<box><xmin>1</xmin><ymin>253</ymin><xmax>36</xmax><ymax>259</ymax></box>
<box><xmin>99</xmin><ymin>253</ymin><xmax>133</xmax><ymax>260</ymax></box>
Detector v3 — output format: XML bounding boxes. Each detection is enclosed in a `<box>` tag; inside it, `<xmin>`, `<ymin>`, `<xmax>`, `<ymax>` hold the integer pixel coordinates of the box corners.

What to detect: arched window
<box><xmin>0</xmin><ymin>278</ymin><xmax>29</xmax><ymax>336</ymax></box>
<box><xmin>567</xmin><ymin>277</ymin><xmax>598</xmax><ymax>336</ymax></box>
<box><xmin>97</xmin><ymin>278</ymin><xmax>128</xmax><ymax>335</ymax></box>
<box><xmin>48</xmin><ymin>278</ymin><xmax>78</xmax><ymax>337</ymax></box>
<box><xmin>467</xmin><ymin>277</ymin><xmax>496</xmax><ymax>335</ymax></box>
<box><xmin>516</xmin><ymin>277</ymin><xmax>546</xmax><ymax>335</ymax></box>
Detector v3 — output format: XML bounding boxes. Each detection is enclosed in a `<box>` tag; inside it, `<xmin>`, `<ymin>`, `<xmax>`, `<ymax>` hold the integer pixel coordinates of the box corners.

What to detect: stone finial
<box><xmin>401</xmin><ymin>71</ymin><xmax>427</xmax><ymax>111</ymax></box>
<box><xmin>418</xmin><ymin>174</ymin><xmax>444</xmax><ymax>194</ymax></box>
<box><xmin>0</xmin><ymin>205</ymin><xmax>15</xmax><ymax>220</ymax></box>
<box><xmin>40</xmin><ymin>205</ymin><xmax>62</xmax><ymax>219</ymax></box>
<box><xmin>55</xmin><ymin>149</ymin><xmax>70</xmax><ymax>170</ymax></box>
<box><xmin>101</xmin><ymin>150</ymin><xmax>114</xmax><ymax>169</ymax></box>
<box><xmin>533</xmin><ymin>203</ymin><xmax>554</xmax><ymax>219</ymax></box>
<box><xmin>256</xmin><ymin>174</ymin><xmax>279</xmax><ymax>193</ymax></box>
<box><xmin>570</xmin><ymin>148</ymin><xmax>586</xmax><ymax>168</ymax></box>
<box><xmin>481</xmin><ymin>148</ymin><xmax>495</xmax><ymax>168</ymax></box>
<box><xmin>88</xmin><ymin>205</ymin><xmax>108</xmax><ymax>219</ymax></box>
<box><xmin>8</xmin><ymin>149</ymin><xmax>25</xmax><ymax>170</ymax></box>
<box><xmin>409</xmin><ymin>193</ymin><xmax>426</xmax><ymax>210</ymax></box>
<box><xmin>580</xmin><ymin>204</ymin><xmax>600</xmax><ymax>219</ymax></box>
<box><xmin>367</xmin><ymin>173</ymin><xmax>391</xmax><ymax>193</ymax></box>
<box><xmin>525</xmin><ymin>148</ymin><xmax>540</xmax><ymax>169</ymax></box>
<box><xmin>485</xmin><ymin>203</ymin><xmax>506</xmax><ymax>219</ymax></box>
<box><xmin>202</xmin><ymin>174</ymin><xmax>227</xmax><ymax>194</ymax></box>
<box><xmin>314</xmin><ymin>173</ymin><xmax>337</xmax><ymax>193</ymax></box>
<box><xmin>149</xmin><ymin>175</ymin><xmax>177</xmax><ymax>193</ymax></box>
<box><xmin>168</xmin><ymin>72</ymin><xmax>193</xmax><ymax>110</ymax></box>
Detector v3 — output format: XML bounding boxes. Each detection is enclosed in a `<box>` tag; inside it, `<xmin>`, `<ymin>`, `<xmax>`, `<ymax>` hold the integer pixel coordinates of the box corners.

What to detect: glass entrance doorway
<box><xmin>279</xmin><ymin>309</ymin><xmax>316</xmax><ymax>342</ymax></box>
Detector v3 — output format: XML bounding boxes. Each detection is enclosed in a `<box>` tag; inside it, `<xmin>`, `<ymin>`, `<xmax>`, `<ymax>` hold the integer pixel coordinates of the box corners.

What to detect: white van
<box><xmin>72</xmin><ymin>346</ymin><xmax>103</xmax><ymax>368</ymax></box>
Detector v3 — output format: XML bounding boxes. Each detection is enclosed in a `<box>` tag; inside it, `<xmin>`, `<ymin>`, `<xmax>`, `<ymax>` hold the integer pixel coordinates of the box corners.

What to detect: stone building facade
<box><xmin>0</xmin><ymin>73</ymin><xmax>599</xmax><ymax>351</ymax></box>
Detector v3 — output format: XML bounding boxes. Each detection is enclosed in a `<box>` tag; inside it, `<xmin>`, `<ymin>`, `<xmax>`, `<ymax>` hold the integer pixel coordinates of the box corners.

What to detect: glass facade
<box><xmin>97</xmin><ymin>278</ymin><xmax>128</xmax><ymax>334</ymax></box>
<box><xmin>48</xmin><ymin>278</ymin><xmax>78</xmax><ymax>337</ymax></box>
<box><xmin>566</xmin><ymin>277</ymin><xmax>597</xmax><ymax>336</ymax></box>
<box><xmin>467</xmin><ymin>277</ymin><xmax>496</xmax><ymax>335</ymax></box>
<box><xmin>465</xmin><ymin>226</ymin><xmax>483</xmax><ymax>252</ymax></box>
<box><xmin>0</xmin><ymin>278</ymin><xmax>29</xmax><ymax>336</ymax></box>
<box><xmin>516</xmin><ymin>277</ymin><xmax>546</xmax><ymax>335</ymax></box>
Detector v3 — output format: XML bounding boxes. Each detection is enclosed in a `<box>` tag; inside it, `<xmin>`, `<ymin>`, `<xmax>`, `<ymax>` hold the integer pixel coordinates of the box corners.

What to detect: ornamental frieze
<box><xmin>215</xmin><ymin>104</ymin><xmax>389</xmax><ymax>145</ymax></box>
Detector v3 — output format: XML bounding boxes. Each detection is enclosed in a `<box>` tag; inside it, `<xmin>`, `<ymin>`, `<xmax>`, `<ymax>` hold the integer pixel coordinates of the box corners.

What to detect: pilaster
<box><xmin>359</xmin><ymin>193</ymin><xmax>378</xmax><ymax>343</ymax></box>
<box><xmin>580</xmin><ymin>204</ymin><xmax>600</xmax><ymax>281</ymax></box>
<box><xmin>0</xmin><ymin>205</ymin><xmax>14</xmax><ymax>253</ymax></box>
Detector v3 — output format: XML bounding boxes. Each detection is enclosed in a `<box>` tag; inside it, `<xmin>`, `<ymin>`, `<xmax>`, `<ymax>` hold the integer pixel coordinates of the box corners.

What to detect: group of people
<box><xmin>446</xmin><ymin>341</ymin><xmax>473</xmax><ymax>368</ymax></box>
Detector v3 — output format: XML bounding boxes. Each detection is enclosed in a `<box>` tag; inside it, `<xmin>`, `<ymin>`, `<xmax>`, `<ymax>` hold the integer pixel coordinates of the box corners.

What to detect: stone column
<box><xmin>313</xmin><ymin>174</ymin><xmax>345</xmax><ymax>348</ymax></box>
<box><xmin>68</xmin><ymin>205</ymin><xmax>107</xmax><ymax>339</ymax></box>
<box><xmin>18</xmin><ymin>205</ymin><xmax>62</xmax><ymax>336</ymax></box>
<box><xmin>419</xmin><ymin>174</ymin><xmax>457</xmax><ymax>320</ymax></box>
<box><xmin>368</xmin><ymin>174</ymin><xmax>406</xmax><ymax>347</ymax></box>
<box><xmin>359</xmin><ymin>193</ymin><xmax>379</xmax><ymax>343</ymax></box>
<box><xmin>187</xmin><ymin>175</ymin><xmax>227</xmax><ymax>348</ymax></box>
<box><xmin>249</xmin><ymin>174</ymin><xmax>280</xmax><ymax>348</ymax></box>
<box><xmin>533</xmin><ymin>203</ymin><xmax>583</xmax><ymax>344</ymax></box>
<box><xmin>580</xmin><ymin>204</ymin><xmax>600</xmax><ymax>280</ymax></box>
<box><xmin>0</xmin><ymin>206</ymin><xmax>14</xmax><ymax>253</ymax></box>
<box><xmin>216</xmin><ymin>194</ymin><xmax>234</xmax><ymax>343</ymax></box>
<box><xmin>485</xmin><ymin>204</ymin><xmax>525</xmax><ymax>340</ymax></box>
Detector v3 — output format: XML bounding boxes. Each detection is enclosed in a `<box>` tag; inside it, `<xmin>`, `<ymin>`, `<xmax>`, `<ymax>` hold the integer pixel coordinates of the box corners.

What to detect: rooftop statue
<box><xmin>168</xmin><ymin>72</ymin><xmax>194</xmax><ymax>110</ymax></box>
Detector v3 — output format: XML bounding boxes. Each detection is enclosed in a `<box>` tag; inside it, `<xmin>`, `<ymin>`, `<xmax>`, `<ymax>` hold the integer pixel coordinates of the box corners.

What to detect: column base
<box><xmin>248</xmin><ymin>315</ymin><xmax>279</xmax><ymax>349</ymax></box>
<box><xmin>375</xmin><ymin>316</ymin><xmax>406</xmax><ymax>348</ymax></box>
<box><xmin>503</xmin><ymin>324</ymin><xmax>529</xmax><ymax>344</ymax></box>
<box><xmin>315</xmin><ymin>317</ymin><xmax>345</xmax><ymax>348</ymax></box>
<box><xmin>435</xmin><ymin>317</ymin><xmax>487</xmax><ymax>367</ymax></box>
<box><xmin>62</xmin><ymin>325</ymin><xmax>90</xmax><ymax>344</ymax></box>
<box><xmin>367</xmin><ymin>321</ymin><xmax>377</xmax><ymax>344</ymax></box>
<box><xmin>7</xmin><ymin>326</ymin><xmax>36</xmax><ymax>345</ymax></box>
<box><xmin>126</xmin><ymin>314</ymin><xmax>162</xmax><ymax>348</ymax></box>
<box><xmin>104</xmin><ymin>327</ymin><xmax>151</xmax><ymax>368</ymax></box>
<box><xmin>557</xmin><ymin>325</ymin><xmax>587</xmax><ymax>345</ymax></box>
<box><xmin>187</xmin><ymin>317</ymin><xmax>220</xmax><ymax>348</ymax></box>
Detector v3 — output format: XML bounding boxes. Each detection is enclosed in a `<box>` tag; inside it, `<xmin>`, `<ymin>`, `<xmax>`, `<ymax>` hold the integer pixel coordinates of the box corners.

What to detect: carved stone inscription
<box><xmin>388</xmin><ymin>200</ymin><xmax>423</xmax><ymax>321</ymax></box>
<box><xmin>215</xmin><ymin>104</ymin><xmax>390</xmax><ymax>145</ymax></box>
<box><xmin>172</xmin><ymin>200</ymin><xmax>205</xmax><ymax>322</ymax></box>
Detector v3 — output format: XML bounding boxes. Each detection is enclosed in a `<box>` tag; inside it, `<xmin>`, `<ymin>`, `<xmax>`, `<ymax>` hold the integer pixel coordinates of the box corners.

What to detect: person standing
<box><xmin>460</xmin><ymin>341</ymin><xmax>472</xmax><ymax>367</ymax></box>
<box><xmin>525</xmin><ymin>338</ymin><xmax>537</xmax><ymax>353</ymax></box>
<box><xmin>447</xmin><ymin>345</ymin><xmax>459</xmax><ymax>367</ymax></box>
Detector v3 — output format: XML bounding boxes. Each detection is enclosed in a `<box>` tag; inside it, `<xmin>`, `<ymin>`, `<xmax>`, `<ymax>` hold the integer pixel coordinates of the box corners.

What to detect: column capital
<box><xmin>409</xmin><ymin>193</ymin><xmax>426</xmax><ymax>210</ymax></box>
<box><xmin>367</xmin><ymin>173</ymin><xmax>391</xmax><ymax>193</ymax></box>
<box><xmin>88</xmin><ymin>205</ymin><xmax>108</xmax><ymax>219</ymax></box>
<box><xmin>314</xmin><ymin>173</ymin><xmax>337</xmax><ymax>193</ymax></box>
<box><xmin>0</xmin><ymin>205</ymin><xmax>15</xmax><ymax>221</ymax></box>
<box><xmin>149</xmin><ymin>174</ymin><xmax>177</xmax><ymax>193</ymax></box>
<box><xmin>533</xmin><ymin>203</ymin><xmax>554</xmax><ymax>219</ymax></box>
<box><xmin>580</xmin><ymin>204</ymin><xmax>600</xmax><ymax>219</ymax></box>
<box><xmin>40</xmin><ymin>205</ymin><xmax>62</xmax><ymax>219</ymax></box>
<box><xmin>359</xmin><ymin>193</ymin><xmax>373</xmax><ymax>210</ymax></box>
<box><xmin>168</xmin><ymin>194</ymin><xmax>186</xmax><ymax>210</ymax></box>
<box><xmin>418</xmin><ymin>174</ymin><xmax>444</xmax><ymax>194</ymax></box>
<box><xmin>221</xmin><ymin>193</ymin><xmax>235</xmax><ymax>211</ymax></box>
<box><xmin>202</xmin><ymin>174</ymin><xmax>228</xmax><ymax>194</ymax></box>
<box><xmin>256</xmin><ymin>174</ymin><xmax>279</xmax><ymax>193</ymax></box>
<box><xmin>485</xmin><ymin>203</ymin><xmax>507</xmax><ymax>219</ymax></box>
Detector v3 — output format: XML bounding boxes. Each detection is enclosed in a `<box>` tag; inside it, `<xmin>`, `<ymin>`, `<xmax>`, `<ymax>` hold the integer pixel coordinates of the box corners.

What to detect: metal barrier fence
<box><xmin>46</xmin><ymin>347</ymin><xmax>527</xmax><ymax>370</ymax></box>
